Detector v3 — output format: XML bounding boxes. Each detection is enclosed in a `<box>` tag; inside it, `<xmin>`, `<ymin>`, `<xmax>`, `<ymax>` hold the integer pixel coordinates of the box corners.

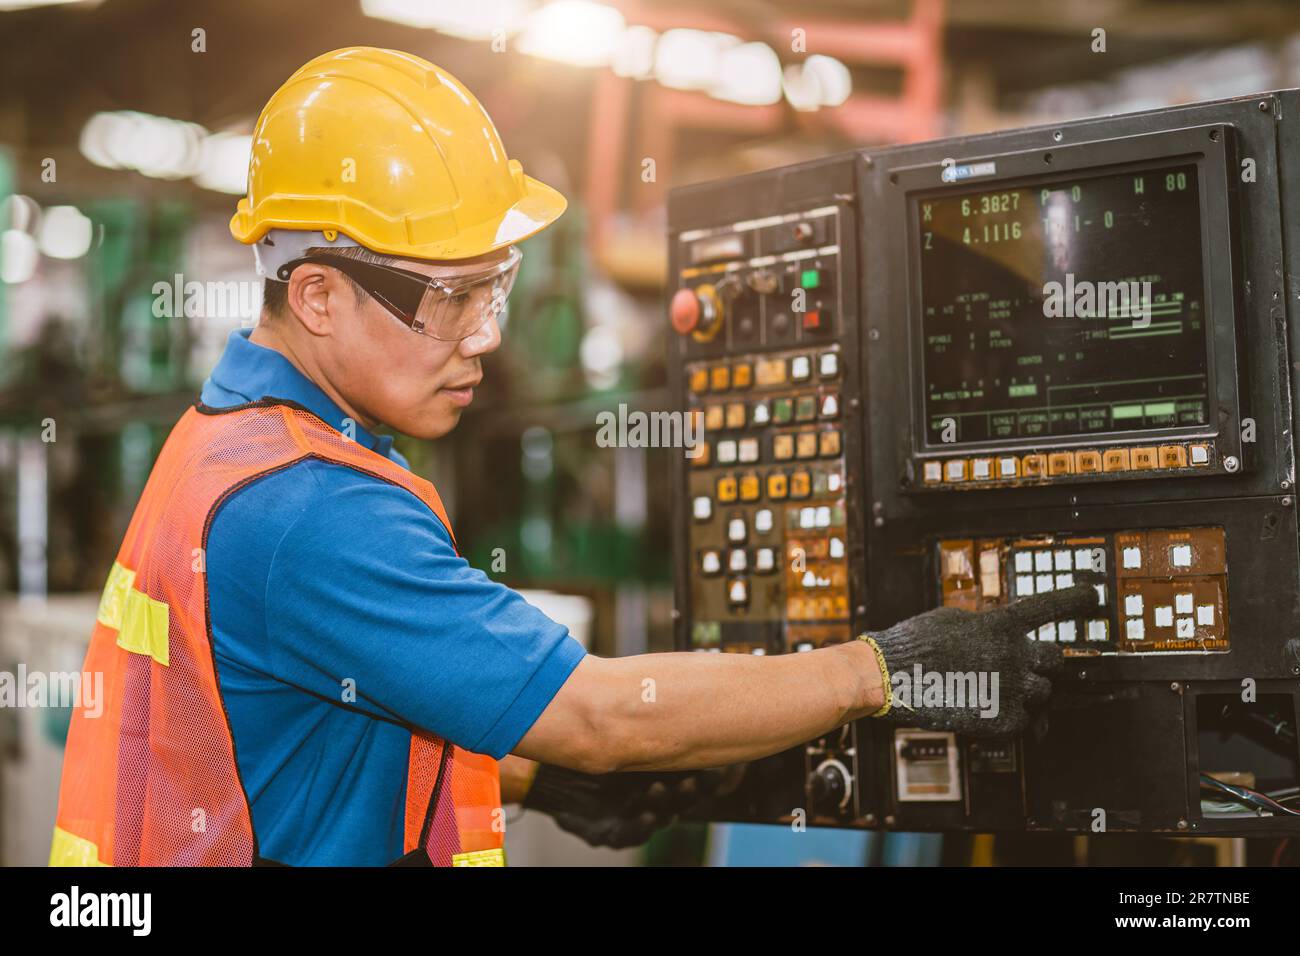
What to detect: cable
<box><xmin>1199</xmin><ymin>773</ymin><xmax>1300</xmax><ymax>817</ymax></box>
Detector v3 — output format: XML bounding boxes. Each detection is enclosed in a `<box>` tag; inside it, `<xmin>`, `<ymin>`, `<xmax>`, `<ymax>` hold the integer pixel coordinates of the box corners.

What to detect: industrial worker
<box><xmin>50</xmin><ymin>47</ymin><xmax>1096</xmax><ymax>867</ymax></box>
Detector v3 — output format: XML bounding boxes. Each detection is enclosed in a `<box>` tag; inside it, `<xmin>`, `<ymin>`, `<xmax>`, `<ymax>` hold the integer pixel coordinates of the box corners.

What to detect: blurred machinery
<box><xmin>668</xmin><ymin>89</ymin><xmax>1300</xmax><ymax>836</ymax></box>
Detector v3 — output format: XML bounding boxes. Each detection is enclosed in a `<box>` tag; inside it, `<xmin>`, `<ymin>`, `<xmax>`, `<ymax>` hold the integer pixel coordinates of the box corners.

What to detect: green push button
<box><xmin>800</xmin><ymin>268</ymin><xmax>821</xmax><ymax>289</ymax></box>
<box><xmin>773</xmin><ymin>398</ymin><xmax>794</xmax><ymax>424</ymax></box>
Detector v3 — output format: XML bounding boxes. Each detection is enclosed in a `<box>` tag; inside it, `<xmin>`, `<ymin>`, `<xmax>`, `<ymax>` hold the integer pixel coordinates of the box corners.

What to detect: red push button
<box><xmin>670</xmin><ymin>288</ymin><xmax>701</xmax><ymax>335</ymax></box>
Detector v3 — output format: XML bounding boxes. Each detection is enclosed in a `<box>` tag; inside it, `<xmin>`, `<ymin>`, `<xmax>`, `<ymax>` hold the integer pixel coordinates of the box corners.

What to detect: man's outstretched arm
<box><xmin>514</xmin><ymin>584</ymin><xmax>1098</xmax><ymax>775</ymax></box>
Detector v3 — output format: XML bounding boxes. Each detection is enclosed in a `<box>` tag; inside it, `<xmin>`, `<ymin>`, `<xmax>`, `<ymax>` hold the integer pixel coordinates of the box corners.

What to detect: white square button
<box><xmin>1154</xmin><ymin>605</ymin><xmax>1173</xmax><ymax>628</ymax></box>
<box><xmin>1196</xmin><ymin>604</ymin><xmax>1215</xmax><ymax>626</ymax></box>
<box><xmin>1124</xmin><ymin>594</ymin><xmax>1143</xmax><ymax>617</ymax></box>
<box><xmin>1175</xmin><ymin>592</ymin><xmax>1193</xmax><ymax>614</ymax></box>
<box><xmin>1058</xmin><ymin>621</ymin><xmax>1077</xmax><ymax>642</ymax></box>
<box><xmin>1126</xmin><ymin>619</ymin><xmax>1145</xmax><ymax>640</ymax></box>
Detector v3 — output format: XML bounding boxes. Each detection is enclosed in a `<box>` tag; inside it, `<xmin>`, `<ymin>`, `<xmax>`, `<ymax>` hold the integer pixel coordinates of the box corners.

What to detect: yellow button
<box><xmin>1048</xmin><ymin>452</ymin><xmax>1073</xmax><ymax>476</ymax></box>
<box><xmin>725</xmin><ymin>403</ymin><xmax>746</xmax><ymax>430</ymax></box>
<box><xmin>689</xmin><ymin>368</ymin><xmax>709</xmax><ymax>393</ymax></box>
<box><xmin>716</xmin><ymin>476</ymin><xmax>738</xmax><ymax>503</ymax></box>
<box><xmin>795</xmin><ymin>432</ymin><xmax>819</xmax><ymax>459</ymax></box>
<box><xmin>704</xmin><ymin>405</ymin><xmax>725</xmax><ymax>431</ymax></box>
<box><xmin>773</xmin><ymin>434</ymin><xmax>795</xmax><ymax>461</ymax></box>
<box><xmin>819</xmin><ymin>429</ymin><xmax>841</xmax><ymax>457</ymax></box>
<box><xmin>767</xmin><ymin>473</ymin><xmax>789</xmax><ymax>499</ymax></box>
<box><xmin>1130</xmin><ymin>446</ymin><xmax>1158</xmax><ymax>470</ymax></box>
<box><xmin>732</xmin><ymin>363</ymin><xmax>752</xmax><ymax>389</ymax></box>
<box><xmin>1102</xmin><ymin>448</ymin><xmax>1130</xmax><ymax>472</ymax></box>
<box><xmin>710</xmin><ymin>365</ymin><xmax>730</xmax><ymax>391</ymax></box>
<box><xmin>1021</xmin><ymin>454</ymin><xmax>1047</xmax><ymax>478</ymax></box>
<box><xmin>1075</xmin><ymin>450</ymin><xmax>1102</xmax><ymax>473</ymax></box>
<box><xmin>1159</xmin><ymin>444</ymin><xmax>1188</xmax><ymax>468</ymax></box>
<box><xmin>755</xmin><ymin>358</ymin><xmax>787</xmax><ymax>387</ymax></box>
<box><xmin>790</xmin><ymin>471</ymin><xmax>812</xmax><ymax>498</ymax></box>
<box><xmin>739</xmin><ymin>474</ymin><xmax>761</xmax><ymax>501</ymax></box>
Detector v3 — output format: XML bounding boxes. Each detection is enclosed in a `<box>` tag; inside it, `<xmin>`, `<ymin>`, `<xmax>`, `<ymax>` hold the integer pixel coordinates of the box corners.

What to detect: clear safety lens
<box><xmin>414</xmin><ymin>247</ymin><xmax>521</xmax><ymax>341</ymax></box>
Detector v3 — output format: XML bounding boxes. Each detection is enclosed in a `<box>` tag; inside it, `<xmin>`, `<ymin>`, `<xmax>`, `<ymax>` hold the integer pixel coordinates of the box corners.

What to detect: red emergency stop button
<box><xmin>670</xmin><ymin>288</ymin><xmax>701</xmax><ymax>335</ymax></box>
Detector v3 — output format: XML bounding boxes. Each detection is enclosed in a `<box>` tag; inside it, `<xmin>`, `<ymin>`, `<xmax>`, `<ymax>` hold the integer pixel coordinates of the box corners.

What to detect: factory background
<box><xmin>1</xmin><ymin>0</ymin><xmax>1298</xmax><ymax>867</ymax></box>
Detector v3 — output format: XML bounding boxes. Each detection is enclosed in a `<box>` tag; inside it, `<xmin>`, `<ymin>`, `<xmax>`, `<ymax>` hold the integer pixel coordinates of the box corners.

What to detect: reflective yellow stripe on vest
<box><xmin>49</xmin><ymin>826</ymin><xmax>109</xmax><ymax>867</ymax></box>
<box><xmin>451</xmin><ymin>848</ymin><xmax>506</xmax><ymax>867</ymax></box>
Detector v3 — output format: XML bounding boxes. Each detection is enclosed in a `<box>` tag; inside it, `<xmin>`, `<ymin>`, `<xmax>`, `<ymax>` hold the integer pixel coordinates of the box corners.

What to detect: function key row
<box><xmin>688</xmin><ymin>349</ymin><xmax>840</xmax><ymax>394</ymax></box>
<box><xmin>921</xmin><ymin>442</ymin><xmax>1213</xmax><ymax>485</ymax></box>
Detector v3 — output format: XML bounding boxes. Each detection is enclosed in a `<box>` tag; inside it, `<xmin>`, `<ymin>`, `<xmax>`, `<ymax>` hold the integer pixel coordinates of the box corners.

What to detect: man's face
<box><xmin>323</xmin><ymin>249</ymin><xmax>509</xmax><ymax>440</ymax></box>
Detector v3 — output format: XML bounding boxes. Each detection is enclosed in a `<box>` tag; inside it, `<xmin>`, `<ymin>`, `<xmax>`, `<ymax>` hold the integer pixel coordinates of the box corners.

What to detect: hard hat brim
<box><xmin>230</xmin><ymin>173</ymin><xmax>567</xmax><ymax>263</ymax></box>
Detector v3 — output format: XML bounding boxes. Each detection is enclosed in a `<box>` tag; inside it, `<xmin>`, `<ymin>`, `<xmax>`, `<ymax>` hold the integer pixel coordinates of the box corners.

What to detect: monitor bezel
<box><xmin>892</xmin><ymin>126</ymin><xmax>1240</xmax><ymax>463</ymax></box>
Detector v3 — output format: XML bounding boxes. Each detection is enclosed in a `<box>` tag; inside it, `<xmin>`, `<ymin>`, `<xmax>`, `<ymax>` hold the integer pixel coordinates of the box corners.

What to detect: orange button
<box><xmin>739</xmin><ymin>474</ymin><xmax>761</xmax><ymax>501</ymax></box>
<box><xmin>1048</xmin><ymin>452</ymin><xmax>1073</xmax><ymax>476</ymax></box>
<box><xmin>1102</xmin><ymin>448</ymin><xmax>1130</xmax><ymax>472</ymax></box>
<box><xmin>688</xmin><ymin>368</ymin><xmax>709</xmax><ymax>393</ymax></box>
<box><xmin>716</xmin><ymin>475</ymin><xmax>738</xmax><ymax>503</ymax></box>
<box><xmin>1130</xmin><ymin>446</ymin><xmax>1158</xmax><ymax>470</ymax></box>
<box><xmin>690</xmin><ymin>442</ymin><xmax>711</xmax><ymax>468</ymax></box>
<box><xmin>725</xmin><ymin>403</ymin><xmax>746</xmax><ymax>430</ymax></box>
<box><xmin>773</xmin><ymin>434</ymin><xmax>795</xmax><ymax>461</ymax></box>
<box><xmin>704</xmin><ymin>405</ymin><xmax>725</xmax><ymax>431</ymax></box>
<box><xmin>1159</xmin><ymin>444</ymin><xmax>1188</xmax><ymax>468</ymax></box>
<box><xmin>795</xmin><ymin>432</ymin><xmax>819</xmax><ymax>459</ymax></box>
<box><xmin>1021</xmin><ymin>454</ymin><xmax>1047</xmax><ymax>477</ymax></box>
<box><xmin>755</xmin><ymin>358</ymin><xmax>787</xmax><ymax>387</ymax></box>
<box><xmin>766</xmin><ymin>473</ymin><xmax>789</xmax><ymax>499</ymax></box>
<box><xmin>732</xmin><ymin>363</ymin><xmax>753</xmax><ymax>389</ymax></box>
<box><xmin>710</xmin><ymin>365</ymin><xmax>730</xmax><ymax>391</ymax></box>
<box><xmin>819</xmin><ymin>429</ymin><xmax>841</xmax><ymax>457</ymax></box>
<box><xmin>1075</xmin><ymin>450</ymin><xmax>1102</xmax><ymax>473</ymax></box>
<box><xmin>790</xmin><ymin>471</ymin><xmax>812</xmax><ymax>498</ymax></box>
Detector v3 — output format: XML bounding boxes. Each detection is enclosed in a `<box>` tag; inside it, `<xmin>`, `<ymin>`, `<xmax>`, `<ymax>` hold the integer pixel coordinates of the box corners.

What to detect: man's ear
<box><xmin>285</xmin><ymin>264</ymin><xmax>343</xmax><ymax>336</ymax></box>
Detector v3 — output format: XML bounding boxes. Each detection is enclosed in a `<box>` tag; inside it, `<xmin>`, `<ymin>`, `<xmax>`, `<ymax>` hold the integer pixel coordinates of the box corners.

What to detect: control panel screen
<box><xmin>915</xmin><ymin>163</ymin><xmax>1210</xmax><ymax>448</ymax></box>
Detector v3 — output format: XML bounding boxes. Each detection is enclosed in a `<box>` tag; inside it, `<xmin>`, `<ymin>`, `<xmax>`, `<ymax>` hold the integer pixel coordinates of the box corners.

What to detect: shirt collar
<box><xmin>204</xmin><ymin>328</ymin><xmax>394</xmax><ymax>457</ymax></box>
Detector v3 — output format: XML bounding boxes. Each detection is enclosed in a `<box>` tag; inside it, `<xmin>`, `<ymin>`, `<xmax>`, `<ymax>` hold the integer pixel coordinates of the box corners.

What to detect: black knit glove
<box><xmin>860</xmin><ymin>584</ymin><xmax>1099</xmax><ymax>738</ymax></box>
<box><xmin>521</xmin><ymin>764</ymin><xmax>742</xmax><ymax>848</ymax></box>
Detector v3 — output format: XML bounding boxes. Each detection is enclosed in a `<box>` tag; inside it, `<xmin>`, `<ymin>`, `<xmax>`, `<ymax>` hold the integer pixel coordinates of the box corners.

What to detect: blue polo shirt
<box><xmin>200</xmin><ymin>328</ymin><xmax>585</xmax><ymax>866</ymax></box>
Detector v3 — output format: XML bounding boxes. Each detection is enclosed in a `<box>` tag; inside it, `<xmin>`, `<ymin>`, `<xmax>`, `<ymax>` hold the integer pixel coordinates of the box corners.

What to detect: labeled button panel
<box><xmin>936</xmin><ymin>526</ymin><xmax>1229</xmax><ymax>656</ymax></box>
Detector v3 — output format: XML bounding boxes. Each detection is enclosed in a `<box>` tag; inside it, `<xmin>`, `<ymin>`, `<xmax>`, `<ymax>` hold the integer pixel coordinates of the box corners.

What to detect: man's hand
<box><xmin>520</xmin><ymin>764</ymin><xmax>743</xmax><ymax>848</ymax></box>
<box><xmin>862</xmin><ymin>584</ymin><xmax>1099</xmax><ymax>738</ymax></box>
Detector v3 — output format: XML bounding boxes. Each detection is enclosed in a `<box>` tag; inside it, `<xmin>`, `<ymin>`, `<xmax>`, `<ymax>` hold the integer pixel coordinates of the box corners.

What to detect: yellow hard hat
<box><xmin>229</xmin><ymin>46</ymin><xmax>566</xmax><ymax>261</ymax></box>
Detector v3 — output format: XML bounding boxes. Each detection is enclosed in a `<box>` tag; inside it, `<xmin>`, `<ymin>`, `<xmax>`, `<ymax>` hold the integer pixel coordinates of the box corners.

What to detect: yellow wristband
<box><xmin>857</xmin><ymin>634</ymin><xmax>893</xmax><ymax>718</ymax></box>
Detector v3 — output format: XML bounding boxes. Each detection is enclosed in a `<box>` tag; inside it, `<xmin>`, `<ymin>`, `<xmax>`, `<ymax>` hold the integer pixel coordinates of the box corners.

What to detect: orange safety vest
<box><xmin>49</xmin><ymin>400</ymin><xmax>504</xmax><ymax>866</ymax></box>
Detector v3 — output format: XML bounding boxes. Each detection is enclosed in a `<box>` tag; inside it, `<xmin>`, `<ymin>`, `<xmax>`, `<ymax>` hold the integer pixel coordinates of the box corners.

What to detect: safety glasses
<box><xmin>277</xmin><ymin>246</ymin><xmax>522</xmax><ymax>341</ymax></box>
